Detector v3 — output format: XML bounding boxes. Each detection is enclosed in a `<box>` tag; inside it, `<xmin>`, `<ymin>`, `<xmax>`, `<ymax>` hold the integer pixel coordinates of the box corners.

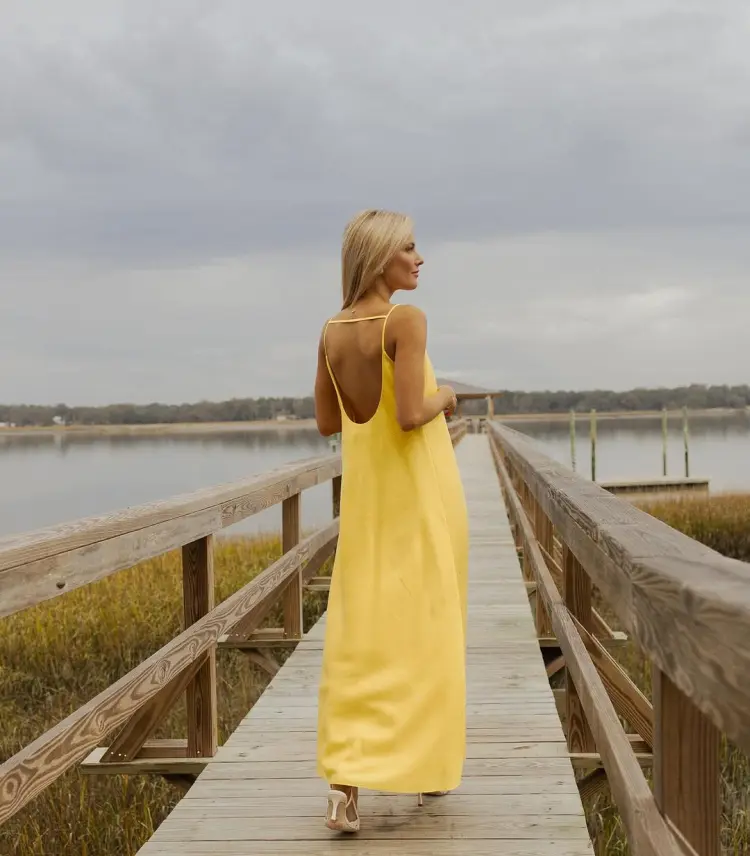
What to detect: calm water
<box><xmin>0</xmin><ymin>427</ymin><xmax>331</xmax><ymax>539</ymax></box>
<box><xmin>512</xmin><ymin>411</ymin><xmax>750</xmax><ymax>491</ymax></box>
<box><xmin>1</xmin><ymin>414</ymin><xmax>749</xmax><ymax>539</ymax></box>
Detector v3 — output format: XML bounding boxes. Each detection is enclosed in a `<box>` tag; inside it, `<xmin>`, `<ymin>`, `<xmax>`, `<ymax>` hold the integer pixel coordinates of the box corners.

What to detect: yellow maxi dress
<box><xmin>317</xmin><ymin>306</ymin><xmax>469</xmax><ymax>794</ymax></box>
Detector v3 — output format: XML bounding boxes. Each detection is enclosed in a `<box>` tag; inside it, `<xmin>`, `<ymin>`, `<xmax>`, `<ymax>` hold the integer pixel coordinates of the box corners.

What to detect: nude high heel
<box><xmin>326</xmin><ymin>789</ymin><xmax>360</xmax><ymax>833</ymax></box>
<box><xmin>417</xmin><ymin>790</ymin><xmax>450</xmax><ymax>806</ymax></box>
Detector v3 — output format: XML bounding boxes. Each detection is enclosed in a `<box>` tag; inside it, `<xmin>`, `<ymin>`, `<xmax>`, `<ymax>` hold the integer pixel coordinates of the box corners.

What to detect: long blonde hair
<box><xmin>341</xmin><ymin>209</ymin><xmax>413</xmax><ymax>309</ymax></box>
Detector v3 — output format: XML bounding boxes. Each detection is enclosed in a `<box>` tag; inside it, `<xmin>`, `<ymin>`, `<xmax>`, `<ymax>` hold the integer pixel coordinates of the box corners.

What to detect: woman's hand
<box><xmin>438</xmin><ymin>385</ymin><xmax>457</xmax><ymax>417</ymax></box>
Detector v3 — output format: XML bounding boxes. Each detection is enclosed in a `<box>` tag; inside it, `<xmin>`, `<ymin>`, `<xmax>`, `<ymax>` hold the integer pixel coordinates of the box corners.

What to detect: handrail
<box><xmin>488</xmin><ymin>422</ymin><xmax>750</xmax><ymax>751</ymax></box>
<box><xmin>488</xmin><ymin>420</ymin><xmax>750</xmax><ymax>856</ymax></box>
<box><xmin>0</xmin><ymin>454</ymin><xmax>342</xmax><ymax>618</ymax></box>
<box><xmin>0</xmin><ymin>418</ymin><xmax>468</xmax><ymax>828</ymax></box>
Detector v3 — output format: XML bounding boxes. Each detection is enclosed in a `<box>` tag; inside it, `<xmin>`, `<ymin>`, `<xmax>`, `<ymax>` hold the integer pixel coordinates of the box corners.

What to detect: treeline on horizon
<box><xmin>1</xmin><ymin>383</ymin><xmax>749</xmax><ymax>427</ymax></box>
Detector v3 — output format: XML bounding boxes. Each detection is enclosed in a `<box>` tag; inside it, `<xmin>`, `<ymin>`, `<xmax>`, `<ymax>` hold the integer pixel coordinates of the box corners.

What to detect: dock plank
<box><xmin>138</xmin><ymin>434</ymin><xmax>593</xmax><ymax>855</ymax></box>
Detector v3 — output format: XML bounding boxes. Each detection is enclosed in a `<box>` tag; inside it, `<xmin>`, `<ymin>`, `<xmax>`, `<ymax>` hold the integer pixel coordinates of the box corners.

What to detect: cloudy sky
<box><xmin>2</xmin><ymin>1</ymin><xmax>749</xmax><ymax>405</ymax></box>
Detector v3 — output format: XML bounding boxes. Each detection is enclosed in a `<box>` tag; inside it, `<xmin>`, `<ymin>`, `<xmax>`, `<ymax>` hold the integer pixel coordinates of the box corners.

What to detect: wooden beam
<box><xmin>281</xmin><ymin>494</ymin><xmax>302</xmax><ymax>639</ymax></box>
<box><xmin>575</xmin><ymin>615</ymin><xmax>653</xmax><ymax>748</ymax></box>
<box><xmin>489</xmin><ymin>421</ymin><xmax>750</xmax><ymax>757</ymax></box>
<box><xmin>534</xmin><ymin>504</ymin><xmax>554</xmax><ymax>638</ymax></box>
<box><xmin>100</xmin><ymin>654</ymin><xmax>208</xmax><ymax>763</ymax></box>
<box><xmin>578</xmin><ymin>767</ymin><xmax>609</xmax><ymax>802</ymax></box>
<box><xmin>0</xmin><ymin>455</ymin><xmax>341</xmax><ymax>619</ymax></box>
<box><xmin>563</xmin><ymin>544</ymin><xmax>595</xmax><ymax>755</ymax></box>
<box><xmin>332</xmin><ymin>474</ymin><xmax>342</xmax><ymax>519</ymax></box>
<box><xmin>653</xmin><ymin>667</ymin><xmax>720</xmax><ymax>856</ymax></box>
<box><xmin>183</xmin><ymin>535</ymin><xmax>218</xmax><ymax>759</ymax></box>
<box><xmin>490</xmin><ymin>436</ymin><xmax>685</xmax><ymax>856</ymax></box>
<box><xmin>0</xmin><ymin>519</ymin><xmax>338</xmax><ymax>826</ymax></box>
<box><xmin>80</xmin><ymin>746</ymin><xmax>207</xmax><ymax>778</ymax></box>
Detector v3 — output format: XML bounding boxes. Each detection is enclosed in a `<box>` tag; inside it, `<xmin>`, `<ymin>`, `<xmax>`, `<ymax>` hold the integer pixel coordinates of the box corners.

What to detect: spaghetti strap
<box><xmin>381</xmin><ymin>303</ymin><xmax>400</xmax><ymax>353</ymax></box>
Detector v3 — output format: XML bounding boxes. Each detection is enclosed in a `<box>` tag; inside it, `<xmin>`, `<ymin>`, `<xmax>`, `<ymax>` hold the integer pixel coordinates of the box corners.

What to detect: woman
<box><xmin>314</xmin><ymin>209</ymin><xmax>469</xmax><ymax>833</ymax></box>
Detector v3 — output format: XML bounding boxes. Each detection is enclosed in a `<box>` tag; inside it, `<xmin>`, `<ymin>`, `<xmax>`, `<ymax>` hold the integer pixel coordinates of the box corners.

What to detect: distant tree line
<box><xmin>1</xmin><ymin>384</ymin><xmax>748</xmax><ymax>427</ymax></box>
<box><xmin>0</xmin><ymin>397</ymin><xmax>315</xmax><ymax>427</ymax></box>
<box><xmin>489</xmin><ymin>383</ymin><xmax>750</xmax><ymax>416</ymax></box>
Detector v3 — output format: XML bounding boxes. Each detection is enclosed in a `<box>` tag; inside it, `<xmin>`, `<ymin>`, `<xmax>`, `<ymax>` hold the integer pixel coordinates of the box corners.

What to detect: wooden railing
<box><xmin>0</xmin><ymin>418</ymin><xmax>467</xmax><ymax>826</ymax></box>
<box><xmin>487</xmin><ymin>421</ymin><xmax>750</xmax><ymax>856</ymax></box>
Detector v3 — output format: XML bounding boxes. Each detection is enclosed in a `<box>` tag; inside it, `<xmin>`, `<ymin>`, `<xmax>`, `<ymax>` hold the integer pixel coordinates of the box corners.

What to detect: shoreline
<box><xmin>0</xmin><ymin>407</ymin><xmax>747</xmax><ymax>436</ymax></box>
<box><xmin>0</xmin><ymin>418</ymin><xmax>320</xmax><ymax>437</ymax></box>
<box><xmin>494</xmin><ymin>407</ymin><xmax>748</xmax><ymax>423</ymax></box>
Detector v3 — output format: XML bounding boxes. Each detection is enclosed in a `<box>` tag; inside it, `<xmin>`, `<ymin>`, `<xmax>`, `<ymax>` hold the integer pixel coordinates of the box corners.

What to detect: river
<box><xmin>1</xmin><ymin>413</ymin><xmax>748</xmax><ymax>539</ymax></box>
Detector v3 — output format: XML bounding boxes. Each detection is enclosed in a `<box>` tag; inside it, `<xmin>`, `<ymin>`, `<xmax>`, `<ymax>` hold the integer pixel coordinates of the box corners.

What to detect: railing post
<box><xmin>332</xmin><ymin>475</ymin><xmax>342</xmax><ymax>519</ymax></box>
<box><xmin>281</xmin><ymin>493</ymin><xmax>303</xmax><ymax>639</ymax></box>
<box><xmin>534</xmin><ymin>503</ymin><xmax>554</xmax><ymax>637</ymax></box>
<box><xmin>562</xmin><ymin>543</ymin><xmax>595</xmax><ymax>753</ymax></box>
<box><xmin>652</xmin><ymin>667</ymin><xmax>720</xmax><ymax>855</ymax></box>
<box><xmin>182</xmin><ymin>534</ymin><xmax>218</xmax><ymax>758</ymax></box>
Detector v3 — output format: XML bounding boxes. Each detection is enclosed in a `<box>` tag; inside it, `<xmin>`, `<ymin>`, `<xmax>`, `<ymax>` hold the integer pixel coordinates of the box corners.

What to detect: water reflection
<box><xmin>0</xmin><ymin>427</ymin><xmax>324</xmax><ymax>454</ymax></box>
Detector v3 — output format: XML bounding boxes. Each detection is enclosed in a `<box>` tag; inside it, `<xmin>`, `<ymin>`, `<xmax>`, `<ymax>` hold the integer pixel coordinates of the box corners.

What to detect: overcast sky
<box><xmin>2</xmin><ymin>1</ymin><xmax>749</xmax><ymax>405</ymax></box>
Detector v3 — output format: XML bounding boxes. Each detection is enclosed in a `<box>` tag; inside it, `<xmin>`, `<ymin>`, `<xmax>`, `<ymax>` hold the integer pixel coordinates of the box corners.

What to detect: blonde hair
<box><xmin>341</xmin><ymin>209</ymin><xmax>414</xmax><ymax>309</ymax></box>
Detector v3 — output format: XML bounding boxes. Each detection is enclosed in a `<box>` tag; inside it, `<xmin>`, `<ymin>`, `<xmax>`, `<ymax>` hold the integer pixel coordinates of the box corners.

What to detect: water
<box><xmin>510</xmin><ymin>411</ymin><xmax>750</xmax><ymax>491</ymax></box>
<box><xmin>1</xmin><ymin>414</ymin><xmax>748</xmax><ymax>540</ymax></box>
<box><xmin>0</xmin><ymin>426</ymin><xmax>332</xmax><ymax>539</ymax></box>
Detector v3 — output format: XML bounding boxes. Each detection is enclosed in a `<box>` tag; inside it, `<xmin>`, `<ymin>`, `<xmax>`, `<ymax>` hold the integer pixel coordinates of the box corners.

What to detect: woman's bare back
<box><xmin>324</xmin><ymin>306</ymin><xmax>396</xmax><ymax>424</ymax></box>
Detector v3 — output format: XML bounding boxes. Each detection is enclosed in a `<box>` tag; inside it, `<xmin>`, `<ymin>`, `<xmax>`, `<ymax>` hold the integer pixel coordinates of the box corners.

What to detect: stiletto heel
<box><xmin>326</xmin><ymin>789</ymin><xmax>360</xmax><ymax>833</ymax></box>
<box><xmin>418</xmin><ymin>789</ymin><xmax>450</xmax><ymax>807</ymax></box>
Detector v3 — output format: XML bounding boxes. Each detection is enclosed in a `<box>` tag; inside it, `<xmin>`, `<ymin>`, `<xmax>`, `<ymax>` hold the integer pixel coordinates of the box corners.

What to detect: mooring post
<box><xmin>683</xmin><ymin>406</ymin><xmax>690</xmax><ymax>478</ymax></box>
<box><xmin>569</xmin><ymin>408</ymin><xmax>576</xmax><ymax>471</ymax></box>
<box><xmin>589</xmin><ymin>409</ymin><xmax>597</xmax><ymax>481</ymax></box>
<box><xmin>662</xmin><ymin>407</ymin><xmax>668</xmax><ymax>477</ymax></box>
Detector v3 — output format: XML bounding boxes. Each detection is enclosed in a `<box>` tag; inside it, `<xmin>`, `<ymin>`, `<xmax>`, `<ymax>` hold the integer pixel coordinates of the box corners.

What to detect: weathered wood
<box><xmin>0</xmin><ymin>519</ymin><xmax>338</xmax><ymax>826</ymax></box>
<box><xmin>576</xmin><ymin>617</ymin><xmax>653</xmax><ymax>748</ymax></box>
<box><xmin>225</xmin><ymin>531</ymin><xmax>337</xmax><ymax>643</ymax></box>
<box><xmin>535</xmin><ymin>503</ymin><xmax>554</xmax><ymax>637</ymax></box>
<box><xmin>101</xmin><ymin>655</ymin><xmax>209</xmax><ymax>763</ymax></box>
<box><xmin>489</xmin><ymin>421</ymin><xmax>750</xmax><ymax>756</ymax></box>
<box><xmin>0</xmin><ymin>454</ymin><xmax>341</xmax><ymax>618</ymax></box>
<box><xmin>332</xmin><ymin>474</ymin><xmax>342</xmax><ymax>519</ymax></box>
<box><xmin>281</xmin><ymin>494</ymin><xmax>302</xmax><ymax>638</ymax></box>
<box><xmin>491</xmin><ymin>434</ymin><xmax>685</xmax><ymax>856</ymax></box>
<box><xmin>563</xmin><ymin>544</ymin><xmax>595</xmax><ymax>755</ymax></box>
<box><xmin>577</xmin><ymin>768</ymin><xmax>609</xmax><ymax>802</ymax></box>
<box><xmin>653</xmin><ymin>667</ymin><xmax>720</xmax><ymax>856</ymax></box>
<box><xmin>183</xmin><ymin>536</ymin><xmax>218</xmax><ymax>758</ymax></box>
<box><xmin>81</xmin><ymin>746</ymin><xmax>207</xmax><ymax>778</ymax></box>
<box><xmin>137</xmin><ymin>435</ymin><xmax>592</xmax><ymax>855</ymax></box>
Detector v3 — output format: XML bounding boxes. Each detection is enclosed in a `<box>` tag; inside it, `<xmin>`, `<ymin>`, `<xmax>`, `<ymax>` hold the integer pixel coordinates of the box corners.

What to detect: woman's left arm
<box><xmin>314</xmin><ymin>333</ymin><xmax>342</xmax><ymax>437</ymax></box>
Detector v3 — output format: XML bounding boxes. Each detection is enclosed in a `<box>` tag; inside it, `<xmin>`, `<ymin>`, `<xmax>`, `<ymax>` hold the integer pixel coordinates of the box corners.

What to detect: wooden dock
<box><xmin>137</xmin><ymin>435</ymin><xmax>593</xmax><ymax>855</ymax></box>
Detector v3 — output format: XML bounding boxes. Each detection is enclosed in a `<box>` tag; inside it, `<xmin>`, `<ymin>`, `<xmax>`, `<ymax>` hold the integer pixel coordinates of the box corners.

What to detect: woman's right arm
<box><xmin>391</xmin><ymin>306</ymin><xmax>455</xmax><ymax>431</ymax></box>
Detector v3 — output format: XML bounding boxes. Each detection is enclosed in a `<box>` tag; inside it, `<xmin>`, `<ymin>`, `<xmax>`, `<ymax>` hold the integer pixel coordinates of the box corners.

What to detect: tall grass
<box><xmin>585</xmin><ymin>493</ymin><xmax>750</xmax><ymax>855</ymax></box>
<box><xmin>0</xmin><ymin>535</ymin><xmax>331</xmax><ymax>856</ymax></box>
<box><xmin>4</xmin><ymin>495</ymin><xmax>749</xmax><ymax>854</ymax></box>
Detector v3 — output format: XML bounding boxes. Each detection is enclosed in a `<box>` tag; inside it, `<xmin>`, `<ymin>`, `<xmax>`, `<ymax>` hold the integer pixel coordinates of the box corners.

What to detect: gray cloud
<box><xmin>2</xmin><ymin>1</ymin><xmax>750</xmax><ymax>403</ymax></box>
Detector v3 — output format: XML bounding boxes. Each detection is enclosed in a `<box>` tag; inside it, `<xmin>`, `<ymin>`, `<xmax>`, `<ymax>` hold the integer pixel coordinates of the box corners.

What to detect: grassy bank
<box><xmin>585</xmin><ymin>493</ymin><xmax>750</xmax><ymax>855</ymax></box>
<box><xmin>0</xmin><ymin>536</ymin><xmax>331</xmax><ymax>856</ymax></box>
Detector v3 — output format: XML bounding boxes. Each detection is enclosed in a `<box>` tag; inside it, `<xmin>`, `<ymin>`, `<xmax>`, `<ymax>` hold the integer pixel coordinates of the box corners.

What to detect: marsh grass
<box><xmin>4</xmin><ymin>494</ymin><xmax>750</xmax><ymax>854</ymax></box>
<box><xmin>584</xmin><ymin>493</ymin><xmax>750</xmax><ymax>855</ymax></box>
<box><xmin>0</xmin><ymin>535</ymin><xmax>331</xmax><ymax>855</ymax></box>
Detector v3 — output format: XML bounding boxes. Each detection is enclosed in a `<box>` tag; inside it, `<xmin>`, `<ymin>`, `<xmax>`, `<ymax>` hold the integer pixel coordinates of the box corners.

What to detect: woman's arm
<box><xmin>391</xmin><ymin>306</ymin><xmax>455</xmax><ymax>431</ymax></box>
<box><xmin>314</xmin><ymin>332</ymin><xmax>342</xmax><ymax>437</ymax></box>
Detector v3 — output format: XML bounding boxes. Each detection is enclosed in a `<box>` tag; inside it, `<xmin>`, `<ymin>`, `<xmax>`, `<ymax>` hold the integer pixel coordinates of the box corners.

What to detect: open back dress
<box><xmin>316</xmin><ymin>304</ymin><xmax>468</xmax><ymax>793</ymax></box>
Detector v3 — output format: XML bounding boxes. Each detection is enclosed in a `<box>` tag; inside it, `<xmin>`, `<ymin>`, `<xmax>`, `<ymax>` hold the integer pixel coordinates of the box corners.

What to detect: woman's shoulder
<box><xmin>389</xmin><ymin>303</ymin><xmax>427</xmax><ymax>330</ymax></box>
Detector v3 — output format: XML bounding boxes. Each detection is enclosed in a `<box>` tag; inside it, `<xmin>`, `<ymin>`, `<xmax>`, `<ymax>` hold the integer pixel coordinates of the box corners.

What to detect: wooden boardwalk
<box><xmin>138</xmin><ymin>434</ymin><xmax>593</xmax><ymax>855</ymax></box>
